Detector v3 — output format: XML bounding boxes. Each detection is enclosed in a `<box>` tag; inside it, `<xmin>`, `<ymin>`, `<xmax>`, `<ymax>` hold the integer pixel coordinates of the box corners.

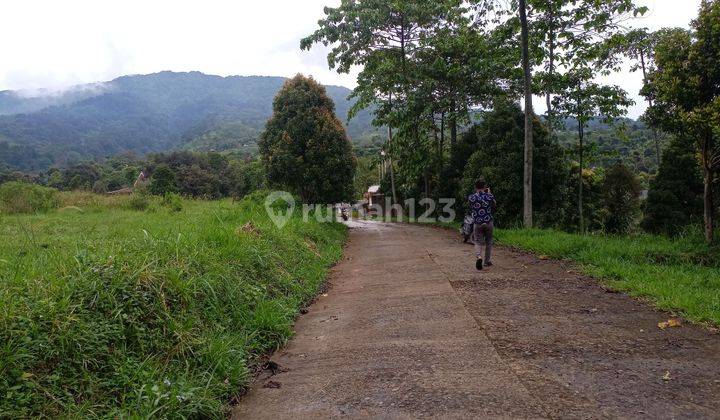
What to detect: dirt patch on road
<box><xmin>449</xmin><ymin>249</ymin><xmax>720</xmax><ymax>418</ymax></box>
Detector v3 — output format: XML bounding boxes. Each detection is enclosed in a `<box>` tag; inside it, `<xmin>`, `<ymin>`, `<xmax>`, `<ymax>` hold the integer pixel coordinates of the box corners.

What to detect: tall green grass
<box><xmin>0</xmin><ymin>182</ymin><xmax>60</xmax><ymax>214</ymax></box>
<box><xmin>495</xmin><ymin>228</ymin><xmax>720</xmax><ymax>325</ymax></box>
<box><xmin>0</xmin><ymin>191</ymin><xmax>346</xmax><ymax>417</ymax></box>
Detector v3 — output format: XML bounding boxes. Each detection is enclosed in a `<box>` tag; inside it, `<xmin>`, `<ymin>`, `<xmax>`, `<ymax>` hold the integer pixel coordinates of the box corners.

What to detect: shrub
<box><xmin>642</xmin><ymin>135</ymin><xmax>704</xmax><ymax>235</ymax></box>
<box><xmin>0</xmin><ymin>181</ymin><xmax>59</xmax><ymax>214</ymax></box>
<box><xmin>126</xmin><ymin>193</ymin><xmax>150</xmax><ymax>211</ymax></box>
<box><xmin>563</xmin><ymin>164</ymin><xmax>606</xmax><ymax>232</ymax></box>
<box><xmin>161</xmin><ymin>192</ymin><xmax>183</xmax><ymax>212</ymax></box>
<box><xmin>92</xmin><ymin>179</ymin><xmax>108</xmax><ymax>194</ymax></box>
<box><xmin>601</xmin><ymin>162</ymin><xmax>642</xmax><ymax>234</ymax></box>
<box><xmin>149</xmin><ymin>164</ymin><xmax>177</xmax><ymax>195</ymax></box>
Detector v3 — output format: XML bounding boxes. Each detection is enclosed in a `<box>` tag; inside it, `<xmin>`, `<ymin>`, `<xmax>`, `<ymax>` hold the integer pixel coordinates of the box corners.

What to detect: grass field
<box><xmin>0</xmin><ymin>191</ymin><xmax>346</xmax><ymax>418</ymax></box>
<box><xmin>495</xmin><ymin>228</ymin><xmax>720</xmax><ymax>326</ymax></box>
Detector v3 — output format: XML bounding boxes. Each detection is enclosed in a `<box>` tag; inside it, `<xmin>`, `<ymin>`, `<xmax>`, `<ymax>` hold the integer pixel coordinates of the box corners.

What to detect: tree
<box><xmin>605</xmin><ymin>28</ymin><xmax>667</xmax><ymax>169</ymax></box>
<box><xmin>553</xmin><ymin>67</ymin><xmax>632</xmax><ymax>233</ymax></box>
<box><xmin>302</xmin><ymin>1</ymin><xmax>513</xmax><ymax>205</ymax></box>
<box><xmin>641</xmin><ymin>135</ymin><xmax>704</xmax><ymax>235</ymax></box>
<box><xmin>519</xmin><ymin>0</ymin><xmax>534</xmax><ymax>228</ymax></box>
<box><xmin>601</xmin><ymin>162</ymin><xmax>641</xmax><ymax>234</ymax></box>
<box><xmin>469</xmin><ymin>0</ymin><xmax>645</xmax><ymax>227</ymax></box>
<box><xmin>528</xmin><ymin>0</ymin><xmax>647</xmax><ymax>119</ymax></box>
<box><xmin>260</xmin><ymin>75</ymin><xmax>356</xmax><ymax>203</ymax></box>
<box><xmin>301</xmin><ymin>0</ymin><xmax>460</xmax><ymax>204</ymax></box>
<box><xmin>643</xmin><ymin>1</ymin><xmax>720</xmax><ymax>243</ymax></box>
<box><xmin>563</xmin><ymin>164</ymin><xmax>606</xmax><ymax>232</ymax></box>
<box><xmin>460</xmin><ymin>102</ymin><xmax>567</xmax><ymax>226</ymax></box>
<box><xmin>226</xmin><ymin>159</ymin><xmax>265</xmax><ymax>200</ymax></box>
<box><xmin>63</xmin><ymin>163</ymin><xmax>100</xmax><ymax>191</ymax></box>
<box><xmin>149</xmin><ymin>164</ymin><xmax>177</xmax><ymax>196</ymax></box>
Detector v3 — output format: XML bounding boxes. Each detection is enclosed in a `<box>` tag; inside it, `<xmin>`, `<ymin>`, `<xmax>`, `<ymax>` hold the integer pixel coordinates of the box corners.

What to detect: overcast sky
<box><xmin>0</xmin><ymin>0</ymin><xmax>702</xmax><ymax>118</ymax></box>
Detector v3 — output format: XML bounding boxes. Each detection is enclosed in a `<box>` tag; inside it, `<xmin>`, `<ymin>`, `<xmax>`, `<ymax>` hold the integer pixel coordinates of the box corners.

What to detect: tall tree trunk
<box><xmin>703</xmin><ymin>170</ymin><xmax>714</xmax><ymax>244</ymax></box>
<box><xmin>424</xmin><ymin>171</ymin><xmax>430</xmax><ymax>198</ymax></box>
<box><xmin>702</xmin><ymin>139</ymin><xmax>715</xmax><ymax>243</ymax></box>
<box><xmin>387</xmin><ymin>92</ymin><xmax>397</xmax><ymax>205</ymax></box>
<box><xmin>449</xmin><ymin>99</ymin><xmax>457</xmax><ymax>147</ymax></box>
<box><xmin>438</xmin><ymin>112</ymin><xmax>445</xmax><ymax>193</ymax></box>
<box><xmin>640</xmin><ymin>50</ymin><xmax>662</xmax><ymax>171</ymax></box>
<box><xmin>388</xmin><ymin>124</ymin><xmax>397</xmax><ymax>205</ymax></box>
<box><xmin>578</xmin><ymin>122</ymin><xmax>585</xmax><ymax>234</ymax></box>
<box><xmin>545</xmin><ymin>10</ymin><xmax>555</xmax><ymax>120</ymax></box>
<box><xmin>519</xmin><ymin>0</ymin><xmax>534</xmax><ymax>228</ymax></box>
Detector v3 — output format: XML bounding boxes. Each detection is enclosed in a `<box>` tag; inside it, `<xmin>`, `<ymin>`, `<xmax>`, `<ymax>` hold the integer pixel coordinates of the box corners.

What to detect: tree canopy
<box><xmin>260</xmin><ymin>75</ymin><xmax>357</xmax><ymax>203</ymax></box>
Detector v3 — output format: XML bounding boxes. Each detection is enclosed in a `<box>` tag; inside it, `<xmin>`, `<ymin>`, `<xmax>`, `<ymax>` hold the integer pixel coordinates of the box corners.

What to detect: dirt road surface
<box><xmin>233</xmin><ymin>221</ymin><xmax>720</xmax><ymax>419</ymax></box>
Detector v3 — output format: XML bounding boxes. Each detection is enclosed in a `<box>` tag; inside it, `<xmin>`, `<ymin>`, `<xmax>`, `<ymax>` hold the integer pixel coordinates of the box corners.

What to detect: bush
<box><xmin>642</xmin><ymin>135</ymin><xmax>704</xmax><ymax>235</ymax></box>
<box><xmin>161</xmin><ymin>192</ymin><xmax>183</xmax><ymax>212</ymax></box>
<box><xmin>92</xmin><ymin>179</ymin><xmax>108</xmax><ymax>194</ymax></box>
<box><xmin>563</xmin><ymin>164</ymin><xmax>606</xmax><ymax>232</ymax></box>
<box><xmin>149</xmin><ymin>164</ymin><xmax>177</xmax><ymax>195</ymax></box>
<box><xmin>601</xmin><ymin>162</ymin><xmax>642</xmax><ymax>234</ymax></box>
<box><xmin>126</xmin><ymin>193</ymin><xmax>150</xmax><ymax>211</ymax></box>
<box><xmin>0</xmin><ymin>181</ymin><xmax>59</xmax><ymax>214</ymax></box>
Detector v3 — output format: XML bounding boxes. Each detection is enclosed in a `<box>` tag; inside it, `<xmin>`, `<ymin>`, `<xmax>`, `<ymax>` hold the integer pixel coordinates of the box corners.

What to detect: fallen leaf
<box><xmin>662</xmin><ymin>371</ymin><xmax>671</xmax><ymax>381</ymax></box>
<box><xmin>658</xmin><ymin>318</ymin><xmax>682</xmax><ymax>330</ymax></box>
<box><xmin>539</xmin><ymin>255</ymin><xmax>550</xmax><ymax>260</ymax></box>
<box><xmin>20</xmin><ymin>372</ymin><xmax>34</xmax><ymax>380</ymax></box>
<box><xmin>236</xmin><ymin>222</ymin><xmax>261</xmax><ymax>237</ymax></box>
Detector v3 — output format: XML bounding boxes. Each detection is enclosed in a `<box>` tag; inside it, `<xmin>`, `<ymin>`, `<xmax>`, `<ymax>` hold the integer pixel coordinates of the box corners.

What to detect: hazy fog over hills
<box><xmin>0</xmin><ymin>71</ymin><xmax>377</xmax><ymax>171</ymax></box>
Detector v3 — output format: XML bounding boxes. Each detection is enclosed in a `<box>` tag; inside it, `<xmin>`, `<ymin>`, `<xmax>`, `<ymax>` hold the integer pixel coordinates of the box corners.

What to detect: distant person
<box><xmin>468</xmin><ymin>179</ymin><xmax>496</xmax><ymax>270</ymax></box>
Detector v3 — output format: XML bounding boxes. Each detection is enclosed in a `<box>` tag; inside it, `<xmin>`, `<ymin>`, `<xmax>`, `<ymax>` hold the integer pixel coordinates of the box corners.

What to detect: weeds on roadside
<box><xmin>0</xmin><ymin>191</ymin><xmax>346</xmax><ymax>417</ymax></box>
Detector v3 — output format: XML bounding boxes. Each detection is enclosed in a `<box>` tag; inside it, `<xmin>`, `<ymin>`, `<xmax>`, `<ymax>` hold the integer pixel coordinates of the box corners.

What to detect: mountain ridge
<box><xmin>0</xmin><ymin>71</ymin><xmax>376</xmax><ymax>171</ymax></box>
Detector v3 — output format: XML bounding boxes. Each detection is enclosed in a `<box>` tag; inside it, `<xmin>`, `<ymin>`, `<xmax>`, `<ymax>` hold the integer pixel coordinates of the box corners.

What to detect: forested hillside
<box><xmin>0</xmin><ymin>72</ymin><xmax>376</xmax><ymax>171</ymax></box>
<box><xmin>555</xmin><ymin>117</ymin><xmax>667</xmax><ymax>177</ymax></box>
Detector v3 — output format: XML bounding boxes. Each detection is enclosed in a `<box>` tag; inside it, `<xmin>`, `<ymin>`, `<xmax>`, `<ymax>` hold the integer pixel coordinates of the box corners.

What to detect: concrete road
<box><xmin>233</xmin><ymin>221</ymin><xmax>720</xmax><ymax>419</ymax></box>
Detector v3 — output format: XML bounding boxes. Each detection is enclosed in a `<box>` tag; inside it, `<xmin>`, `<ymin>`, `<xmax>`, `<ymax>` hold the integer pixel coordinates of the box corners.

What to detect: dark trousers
<box><xmin>473</xmin><ymin>221</ymin><xmax>494</xmax><ymax>263</ymax></box>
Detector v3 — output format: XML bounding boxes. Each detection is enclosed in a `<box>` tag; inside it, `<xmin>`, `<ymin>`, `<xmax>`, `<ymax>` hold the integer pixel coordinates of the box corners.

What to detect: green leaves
<box><xmin>260</xmin><ymin>75</ymin><xmax>356</xmax><ymax>204</ymax></box>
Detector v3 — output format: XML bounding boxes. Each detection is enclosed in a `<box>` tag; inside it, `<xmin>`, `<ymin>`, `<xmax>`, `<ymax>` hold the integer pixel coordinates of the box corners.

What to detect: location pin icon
<box><xmin>264</xmin><ymin>191</ymin><xmax>296</xmax><ymax>229</ymax></box>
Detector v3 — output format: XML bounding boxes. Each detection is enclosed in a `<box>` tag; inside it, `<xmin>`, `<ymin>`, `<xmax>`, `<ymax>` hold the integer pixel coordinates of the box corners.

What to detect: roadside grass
<box><xmin>0</xmin><ymin>191</ymin><xmax>346</xmax><ymax>418</ymax></box>
<box><xmin>494</xmin><ymin>228</ymin><xmax>720</xmax><ymax>326</ymax></box>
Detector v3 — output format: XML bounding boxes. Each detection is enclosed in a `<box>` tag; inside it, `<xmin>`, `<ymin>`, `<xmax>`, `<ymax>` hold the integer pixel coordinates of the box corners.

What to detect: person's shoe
<box><xmin>485</xmin><ymin>261</ymin><xmax>493</xmax><ymax>267</ymax></box>
<box><xmin>476</xmin><ymin>258</ymin><xmax>483</xmax><ymax>270</ymax></box>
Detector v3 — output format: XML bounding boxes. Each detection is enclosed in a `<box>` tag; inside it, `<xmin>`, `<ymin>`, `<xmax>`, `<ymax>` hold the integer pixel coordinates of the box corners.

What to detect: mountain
<box><xmin>0</xmin><ymin>71</ymin><xmax>377</xmax><ymax>171</ymax></box>
<box><xmin>554</xmin><ymin>117</ymin><xmax>665</xmax><ymax>175</ymax></box>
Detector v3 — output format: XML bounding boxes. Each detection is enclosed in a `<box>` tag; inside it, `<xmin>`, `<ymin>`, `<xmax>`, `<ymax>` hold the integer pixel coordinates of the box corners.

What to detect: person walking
<box><xmin>468</xmin><ymin>179</ymin><xmax>496</xmax><ymax>270</ymax></box>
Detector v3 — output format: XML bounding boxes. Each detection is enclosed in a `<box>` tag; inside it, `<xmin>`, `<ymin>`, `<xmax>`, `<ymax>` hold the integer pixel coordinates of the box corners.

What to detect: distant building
<box><xmin>107</xmin><ymin>171</ymin><xmax>147</xmax><ymax>195</ymax></box>
<box><xmin>363</xmin><ymin>185</ymin><xmax>384</xmax><ymax>215</ymax></box>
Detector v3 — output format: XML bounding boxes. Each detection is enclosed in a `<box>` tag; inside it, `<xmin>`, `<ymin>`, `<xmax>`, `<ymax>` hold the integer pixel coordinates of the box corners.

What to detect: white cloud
<box><xmin>0</xmin><ymin>0</ymin><xmax>355</xmax><ymax>91</ymax></box>
<box><xmin>0</xmin><ymin>0</ymin><xmax>702</xmax><ymax>118</ymax></box>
